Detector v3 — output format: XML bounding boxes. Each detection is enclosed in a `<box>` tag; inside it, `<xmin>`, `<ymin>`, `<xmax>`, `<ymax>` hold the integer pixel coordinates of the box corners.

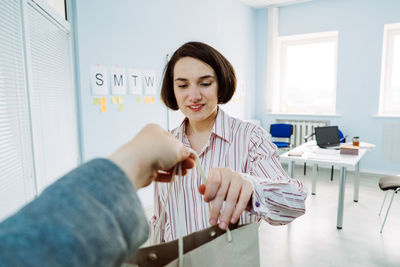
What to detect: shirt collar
<box><xmin>211</xmin><ymin>107</ymin><xmax>231</xmax><ymax>143</ymax></box>
<box><xmin>178</xmin><ymin>107</ymin><xmax>231</xmax><ymax>144</ymax></box>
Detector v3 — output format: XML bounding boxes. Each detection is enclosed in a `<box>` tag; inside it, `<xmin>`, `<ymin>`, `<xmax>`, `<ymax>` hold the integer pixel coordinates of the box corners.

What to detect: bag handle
<box><xmin>189</xmin><ymin>149</ymin><xmax>232</xmax><ymax>243</ymax></box>
<box><xmin>153</xmin><ymin>149</ymin><xmax>232</xmax><ymax>265</ymax></box>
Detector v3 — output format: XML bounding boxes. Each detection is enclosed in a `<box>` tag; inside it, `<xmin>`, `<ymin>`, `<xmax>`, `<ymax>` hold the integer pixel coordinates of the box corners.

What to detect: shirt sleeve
<box><xmin>243</xmin><ymin>126</ymin><xmax>308</xmax><ymax>225</ymax></box>
<box><xmin>0</xmin><ymin>158</ymin><xmax>149</xmax><ymax>267</ymax></box>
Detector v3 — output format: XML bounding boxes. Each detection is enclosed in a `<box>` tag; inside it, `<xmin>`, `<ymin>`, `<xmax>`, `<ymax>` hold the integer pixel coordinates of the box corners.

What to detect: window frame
<box><xmin>29</xmin><ymin>0</ymin><xmax>69</xmax><ymax>26</ymax></box>
<box><xmin>378</xmin><ymin>23</ymin><xmax>400</xmax><ymax>116</ymax></box>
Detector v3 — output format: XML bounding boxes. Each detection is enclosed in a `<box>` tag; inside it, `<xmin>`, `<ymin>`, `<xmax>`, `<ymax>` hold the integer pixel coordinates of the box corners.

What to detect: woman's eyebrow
<box><xmin>174</xmin><ymin>78</ymin><xmax>188</xmax><ymax>82</ymax></box>
<box><xmin>174</xmin><ymin>75</ymin><xmax>215</xmax><ymax>82</ymax></box>
<box><xmin>199</xmin><ymin>75</ymin><xmax>215</xmax><ymax>80</ymax></box>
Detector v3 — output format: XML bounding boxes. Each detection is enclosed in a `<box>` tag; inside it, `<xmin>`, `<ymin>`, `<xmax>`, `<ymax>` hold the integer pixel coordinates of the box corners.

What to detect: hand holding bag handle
<box><xmin>153</xmin><ymin>149</ymin><xmax>232</xmax><ymax>266</ymax></box>
<box><xmin>127</xmin><ymin>149</ymin><xmax>260</xmax><ymax>267</ymax></box>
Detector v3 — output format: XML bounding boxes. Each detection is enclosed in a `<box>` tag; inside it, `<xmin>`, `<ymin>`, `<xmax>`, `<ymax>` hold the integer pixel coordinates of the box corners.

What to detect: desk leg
<box><xmin>337</xmin><ymin>166</ymin><xmax>347</xmax><ymax>229</ymax></box>
<box><xmin>353</xmin><ymin>162</ymin><xmax>360</xmax><ymax>202</ymax></box>
<box><xmin>288</xmin><ymin>160</ymin><xmax>294</xmax><ymax>178</ymax></box>
<box><xmin>312</xmin><ymin>164</ymin><xmax>317</xmax><ymax>195</ymax></box>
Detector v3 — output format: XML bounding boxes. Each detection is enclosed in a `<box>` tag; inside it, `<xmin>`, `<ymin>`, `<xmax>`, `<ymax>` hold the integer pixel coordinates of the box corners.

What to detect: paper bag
<box><xmin>126</xmin><ymin>150</ymin><xmax>260</xmax><ymax>267</ymax></box>
<box><xmin>126</xmin><ymin>222</ymin><xmax>259</xmax><ymax>267</ymax></box>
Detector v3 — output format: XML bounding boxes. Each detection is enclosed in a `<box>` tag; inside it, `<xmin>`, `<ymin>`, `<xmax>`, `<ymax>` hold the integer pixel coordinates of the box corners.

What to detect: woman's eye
<box><xmin>200</xmin><ymin>83</ymin><xmax>211</xmax><ymax>87</ymax></box>
<box><xmin>178</xmin><ymin>84</ymin><xmax>188</xmax><ymax>88</ymax></box>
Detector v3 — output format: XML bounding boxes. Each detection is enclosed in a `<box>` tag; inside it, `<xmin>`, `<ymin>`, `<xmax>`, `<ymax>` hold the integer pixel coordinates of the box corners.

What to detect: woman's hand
<box><xmin>199</xmin><ymin>168</ymin><xmax>253</xmax><ymax>230</ymax></box>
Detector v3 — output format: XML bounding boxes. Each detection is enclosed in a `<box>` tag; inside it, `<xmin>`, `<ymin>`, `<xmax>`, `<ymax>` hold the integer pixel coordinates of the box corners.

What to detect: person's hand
<box><xmin>199</xmin><ymin>168</ymin><xmax>253</xmax><ymax>230</ymax></box>
<box><xmin>109</xmin><ymin>124</ymin><xmax>195</xmax><ymax>189</ymax></box>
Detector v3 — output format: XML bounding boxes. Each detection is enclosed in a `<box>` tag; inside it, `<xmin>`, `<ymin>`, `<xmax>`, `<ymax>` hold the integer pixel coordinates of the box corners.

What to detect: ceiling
<box><xmin>240</xmin><ymin>0</ymin><xmax>311</xmax><ymax>8</ymax></box>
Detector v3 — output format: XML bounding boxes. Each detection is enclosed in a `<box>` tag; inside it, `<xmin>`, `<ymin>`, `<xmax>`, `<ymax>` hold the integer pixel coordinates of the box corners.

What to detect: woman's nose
<box><xmin>187</xmin><ymin>86</ymin><xmax>202</xmax><ymax>102</ymax></box>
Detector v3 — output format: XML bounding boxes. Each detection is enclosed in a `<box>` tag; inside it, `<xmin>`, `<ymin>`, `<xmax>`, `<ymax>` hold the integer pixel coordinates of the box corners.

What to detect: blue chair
<box><xmin>339</xmin><ymin>130</ymin><xmax>346</xmax><ymax>143</ymax></box>
<box><xmin>270</xmin><ymin>123</ymin><xmax>293</xmax><ymax>150</ymax></box>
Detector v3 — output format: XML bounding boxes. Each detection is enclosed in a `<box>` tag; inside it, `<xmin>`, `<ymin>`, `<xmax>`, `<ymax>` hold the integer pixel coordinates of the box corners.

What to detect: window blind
<box><xmin>0</xmin><ymin>0</ymin><xmax>36</xmax><ymax>220</ymax></box>
<box><xmin>26</xmin><ymin>2</ymin><xmax>79</xmax><ymax>193</ymax></box>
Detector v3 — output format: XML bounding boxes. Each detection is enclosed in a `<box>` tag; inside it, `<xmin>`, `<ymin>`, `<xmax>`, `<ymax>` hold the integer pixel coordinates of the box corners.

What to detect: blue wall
<box><xmin>254</xmin><ymin>0</ymin><xmax>400</xmax><ymax>174</ymax></box>
<box><xmin>71</xmin><ymin>0</ymin><xmax>256</xmax><ymax>205</ymax></box>
<box><xmin>72</xmin><ymin>0</ymin><xmax>400</xmax><ymax>178</ymax></box>
<box><xmin>72</xmin><ymin>0</ymin><xmax>256</xmax><ymax>161</ymax></box>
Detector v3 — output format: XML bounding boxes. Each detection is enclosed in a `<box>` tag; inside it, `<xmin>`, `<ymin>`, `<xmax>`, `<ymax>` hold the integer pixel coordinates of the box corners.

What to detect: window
<box><xmin>0</xmin><ymin>0</ymin><xmax>79</xmax><ymax>220</ymax></box>
<box><xmin>379</xmin><ymin>23</ymin><xmax>400</xmax><ymax>116</ymax></box>
<box><xmin>0</xmin><ymin>0</ymin><xmax>36</xmax><ymax>220</ymax></box>
<box><xmin>272</xmin><ymin>31</ymin><xmax>338</xmax><ymax>114</ymax></box>
<box><xmin>45</xmin><ymin>0</ymin><xmax>67</xmax><ymax>19</ymax></box>
<box><xmin>26</xmin><ymin>0</ymin><xmax>79</xmax><ymax>193</ymax></box>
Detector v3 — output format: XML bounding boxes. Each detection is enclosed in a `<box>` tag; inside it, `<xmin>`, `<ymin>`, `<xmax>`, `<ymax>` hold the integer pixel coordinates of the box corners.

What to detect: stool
<box><xmin>378</xmin><ymin>175</ymin><xmax>400</xmax><ymax>233</ymax></box>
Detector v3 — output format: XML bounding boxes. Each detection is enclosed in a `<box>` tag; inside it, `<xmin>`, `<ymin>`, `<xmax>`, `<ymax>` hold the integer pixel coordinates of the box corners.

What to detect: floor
<box><xmin>259</xmin><ymin>164</ymin><xmax>400</xmax><ymax>267</ymax></box>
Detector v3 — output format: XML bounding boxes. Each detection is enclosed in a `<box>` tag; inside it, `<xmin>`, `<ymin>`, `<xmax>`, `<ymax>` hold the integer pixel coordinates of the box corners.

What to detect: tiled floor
<box><xmin>259</xmin><ymin>164</ymin><xmax>400</xmax><ymax>267</ymax></box>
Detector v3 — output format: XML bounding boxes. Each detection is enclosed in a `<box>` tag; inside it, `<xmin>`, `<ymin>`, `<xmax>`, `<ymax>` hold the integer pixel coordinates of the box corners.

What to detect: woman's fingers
<box><xmin>206</xmin><ymin>169</ymin><xmax>228</xmax><ymax>226</ymax></box>
<box><xmin>203</xmin><ymin>169</ymin><xmax>222</xmax><ymax>202</ymax></box>
<box><xmin>155</xmin><ymin>172</ymin><xmax>175</xmax><ymax>182</ymax></box>
<box><xmin>202</xmin><ymin>168</ymin><xmax>254</xmax><ymax>229</ymax></box>
<box><xmin>198</xmin><ymin>184</ymin><xmax>206</xmax><ymax>195</ymax></box>
<box><xmin>165</xmin><ymin>165</ymin><xmax>253</xmax><ymax>228</ymax></box>
<box><xmin>181</xmin><ymin>156</ymin><xmax>195</xmax><ymax>170</ymax></box>
<box><xmin>231</xmin><ymin>182</ymin><xmax>253</xmax><ymax>224</ymax></box>
<box><xmin>218</xmin><ymin>178</ymin><xmax>241</xmax><ymax>229</ymax></box>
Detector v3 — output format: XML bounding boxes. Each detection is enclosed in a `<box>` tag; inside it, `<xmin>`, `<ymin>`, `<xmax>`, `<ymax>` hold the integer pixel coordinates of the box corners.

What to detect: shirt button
<box><xmin>255</xmin><ymin>201</ymin><xmax>260</xmax><ymax>207</ymax></box>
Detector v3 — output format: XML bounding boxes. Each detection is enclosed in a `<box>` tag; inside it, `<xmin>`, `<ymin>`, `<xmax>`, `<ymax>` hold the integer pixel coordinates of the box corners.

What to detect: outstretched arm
<box><xmin>0</xmin><ymin>124</ymin><xmax>194</xmax><ymax>267</ymax></box>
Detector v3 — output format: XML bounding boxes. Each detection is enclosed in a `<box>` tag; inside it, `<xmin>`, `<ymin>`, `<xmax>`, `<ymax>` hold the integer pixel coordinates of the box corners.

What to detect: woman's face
<box><xmin>173</xmin><ymin>57</ymin><xmax>218</xmax><ymax>124</ymax></box>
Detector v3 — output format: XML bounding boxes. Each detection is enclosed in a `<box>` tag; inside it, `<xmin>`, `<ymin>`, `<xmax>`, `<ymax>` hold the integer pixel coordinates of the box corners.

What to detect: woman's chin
<box><xmin>187</xmin><ymin>115</ymin><xmax>205</xmax><ymax>123</ymax></box>
<box><xmin>187</xmin><ymin>108</ymin><xmax>218</xmax><ymax>122</ymax></box>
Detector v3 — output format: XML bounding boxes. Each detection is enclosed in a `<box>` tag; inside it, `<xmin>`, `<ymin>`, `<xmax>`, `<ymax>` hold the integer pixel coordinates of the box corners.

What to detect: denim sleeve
<box><xmin>0</xmin><ymin>158</ymin><xmax>149</xmax><ymax>267</ymax></box>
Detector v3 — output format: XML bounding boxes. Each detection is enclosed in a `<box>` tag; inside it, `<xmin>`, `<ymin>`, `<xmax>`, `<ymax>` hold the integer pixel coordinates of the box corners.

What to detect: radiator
<box><xmin>276</xmin><ymin>119</ymin><xmax>330</xmax><ymax>147</ymax></box>
<box><xmin>382</xmin><ymin>122</ymin><xmax>400</xmax><ymax>161</ymax></box>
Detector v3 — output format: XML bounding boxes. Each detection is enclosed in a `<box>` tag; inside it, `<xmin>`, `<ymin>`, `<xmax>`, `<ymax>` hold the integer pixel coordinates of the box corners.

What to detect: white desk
<box><xmin>280</xmin><ymin>141</ymin><xmax>373</xmax><ymax>229</ymax></box>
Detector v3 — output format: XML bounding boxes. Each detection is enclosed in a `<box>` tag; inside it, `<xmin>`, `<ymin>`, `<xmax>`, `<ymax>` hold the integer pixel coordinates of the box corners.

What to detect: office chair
<box><xmin>378</xmin><ymin>175</ymin><xmax>400</xmax><ymax>233</ymax></box>
<box><xmin>269</xmin><ymin>123</ymin><xmax>293</xmax><ymax>151</ymax></box>
<box><xmin>303</xmin><ymin>129</ymin><xmax>347</xmax><ymax>180</ymax></box>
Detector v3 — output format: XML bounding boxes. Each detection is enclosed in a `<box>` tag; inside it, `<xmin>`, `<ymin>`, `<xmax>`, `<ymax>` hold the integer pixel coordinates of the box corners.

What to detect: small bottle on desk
<box><xmin>352</xmin><ymin>136</ymin><xmax>360</xmax><ymax>146</ymax></box>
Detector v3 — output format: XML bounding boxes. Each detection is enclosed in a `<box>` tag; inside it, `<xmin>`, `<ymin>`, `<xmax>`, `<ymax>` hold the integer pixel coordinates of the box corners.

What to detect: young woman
<box><xmin>152</xmin><ymin>41</ymin><xmax>307</xmax><ymax>243</ymax></box>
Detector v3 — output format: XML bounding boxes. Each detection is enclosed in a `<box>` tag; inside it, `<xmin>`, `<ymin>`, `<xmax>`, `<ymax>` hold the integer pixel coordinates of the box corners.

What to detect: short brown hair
<box><xmin>161</xmin><ymin>42</ymin><xmax>237</xmax><ymax>110</ymax></box>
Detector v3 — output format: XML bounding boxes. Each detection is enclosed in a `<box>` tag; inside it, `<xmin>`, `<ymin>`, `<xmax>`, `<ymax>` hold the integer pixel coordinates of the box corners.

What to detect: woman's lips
<box><xmin>188</xmin><ymin>104</ymin><xmax>204</xmax><ymax>112</ymax></box>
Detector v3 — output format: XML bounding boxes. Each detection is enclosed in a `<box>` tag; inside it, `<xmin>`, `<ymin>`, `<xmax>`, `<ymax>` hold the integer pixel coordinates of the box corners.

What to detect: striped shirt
<box><xmin>151</xmin><ymin>108</ymin><xmax>308</xmax><ymax>243</ymax></box>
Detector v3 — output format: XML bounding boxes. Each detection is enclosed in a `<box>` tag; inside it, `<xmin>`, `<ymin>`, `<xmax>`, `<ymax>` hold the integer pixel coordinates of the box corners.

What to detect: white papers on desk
<box><xmin>306</xmin><ymin>147</ymin><xmax>340</xmax><ymax>160</ymax></box>
<box><xmin>313</xmin><ymin>147</ymin><xmax>340</xmax><ymax>154</ymax></box>
<box><xmin>306</xmin><ymin>153</ymin><xmax>340</xmax><ymax>161</ymax></box>
<box><xmin>343</xmin><ymin>142</ymin><xmax>376</xmax><ymax>149</ymax></box>
<box><xmin>288</xmin><ymin>151</ymin><xmax>303</xmax><ymax>157</ymax></box>
<box><xmin>360</xmin><ymin>142</ymin><xmax>376</xmax><ymax>149</ymax></box>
